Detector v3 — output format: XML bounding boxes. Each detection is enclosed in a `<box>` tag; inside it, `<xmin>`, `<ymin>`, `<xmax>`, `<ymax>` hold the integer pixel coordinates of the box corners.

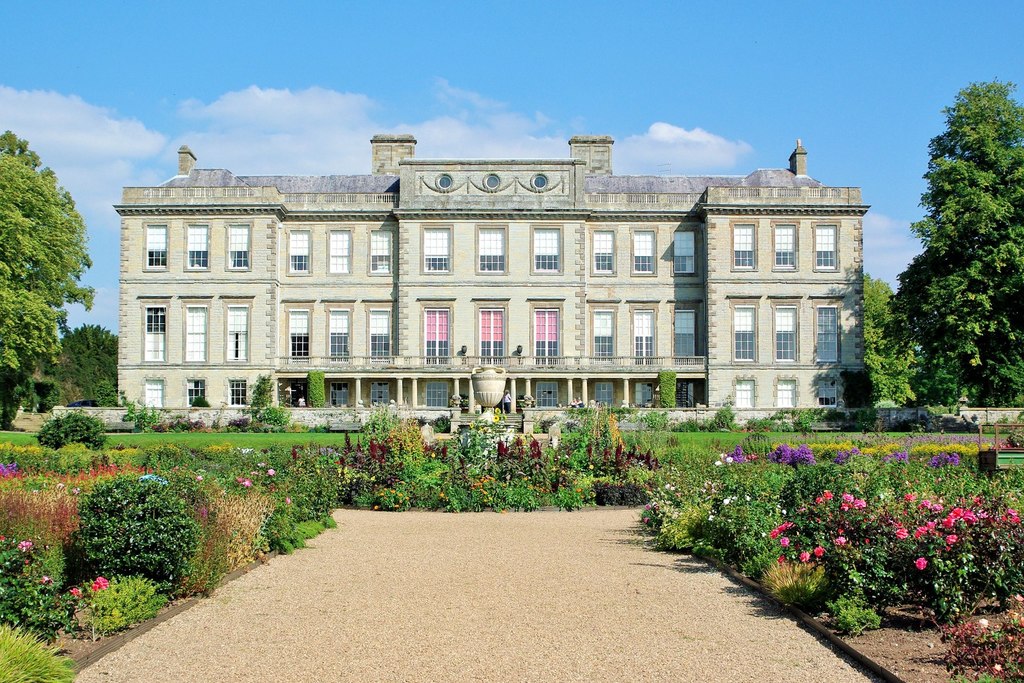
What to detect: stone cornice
<box><xmin>115</xmin><ymin>204</ymin><xmax>287</xmax><ymax>220</ymax></box>
<box><xmin>700</xmin><ymin>204</ymin><xmax>870</xmax><ymax>217</ymax></box>
<box><xmin>393</xmin><ymin>209</ymin><xmax>589</xmax><ymax>221</ymax></box>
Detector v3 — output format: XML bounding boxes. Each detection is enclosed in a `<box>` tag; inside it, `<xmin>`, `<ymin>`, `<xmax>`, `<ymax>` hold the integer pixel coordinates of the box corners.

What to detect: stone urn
<box><xmin>471</xmin><ymin>366</ymin><xmax>507</xmax><ymax>422</ymax></box>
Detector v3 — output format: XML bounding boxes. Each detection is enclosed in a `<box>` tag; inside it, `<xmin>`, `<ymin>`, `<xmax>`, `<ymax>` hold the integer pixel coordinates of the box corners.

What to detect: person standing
<box><xmin>501</xmin><ymin>389</ymin><xmax>512</xmax><ymax>415</ymax></box>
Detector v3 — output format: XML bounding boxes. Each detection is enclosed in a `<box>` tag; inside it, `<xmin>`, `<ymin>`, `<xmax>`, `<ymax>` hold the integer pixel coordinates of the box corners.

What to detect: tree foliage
<box><xmin>863</xmin><ymin>275</ymin><xmax>915</xmax><ymax>406</ymax></box>
<box><xmin>0</xmin><ymin>131</ymin><xmax>93</xmax><ymax>427</ymax></box>
<box><xmin>43</xmin><ymin>325</ymin><xmax>118</xmax><ymax>404</ymax></box>
<box><xmin>894</xmin><ymin>82</ymin><xmax>1024</xmax><ymax>406</ymax></box>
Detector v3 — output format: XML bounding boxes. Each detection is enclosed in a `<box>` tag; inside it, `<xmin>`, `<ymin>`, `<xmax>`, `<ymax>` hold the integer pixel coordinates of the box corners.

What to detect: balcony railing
<box><xmin>278</xmin><ymin>354</ymin><xmax>706</xmax><ymax>372</ymax></box>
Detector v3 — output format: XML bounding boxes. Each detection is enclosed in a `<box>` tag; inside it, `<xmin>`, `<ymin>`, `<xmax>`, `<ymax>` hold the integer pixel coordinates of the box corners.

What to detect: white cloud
<box><xmin>862</xmin><ymin>213</ymin><xmax>921</xmax><ymax>288</ymax></box>
<box><xmin>0</xmin><ymin>86</ymin><xmax>167</xmax><ymax>223</ymax></box>
<box><xmin>616</xmin><ymin>122</ymin><xmax>753</xmax><ymax>174</ymax></box>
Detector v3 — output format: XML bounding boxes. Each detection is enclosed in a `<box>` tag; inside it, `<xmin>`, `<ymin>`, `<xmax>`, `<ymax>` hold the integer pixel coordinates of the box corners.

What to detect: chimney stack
<box><xmin>178</xmin><ymin>145</ymin><xmax>197</xmax><ymax>176</ymax></box>
<box><xmin>371</xmin><ymin>134</ymin><xmax>416</xmax><ymax>175</ymax></box>
<box><xmin>789</xmin><ymin>139</ymin><xmax>807</xmax><ymax>176</ymax></box>
<box><xmin>569</xmin><ymin>135</ymin><xmax>614</xmax><ymax>175</ymax></box>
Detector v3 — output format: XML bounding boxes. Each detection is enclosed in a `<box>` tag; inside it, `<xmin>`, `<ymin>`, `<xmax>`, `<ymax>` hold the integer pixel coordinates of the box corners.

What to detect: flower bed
<box><xmin>642</xmin><ymin>434</ymin><xmax>1024</xmax><ymax>680</ymax></box>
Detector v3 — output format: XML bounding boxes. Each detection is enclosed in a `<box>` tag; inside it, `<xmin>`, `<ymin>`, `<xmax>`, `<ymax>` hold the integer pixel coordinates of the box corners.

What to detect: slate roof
<box><xmin>162</xmin><ymin>168</ymin><xmax>819</xmax><ymax>194</ymax></box>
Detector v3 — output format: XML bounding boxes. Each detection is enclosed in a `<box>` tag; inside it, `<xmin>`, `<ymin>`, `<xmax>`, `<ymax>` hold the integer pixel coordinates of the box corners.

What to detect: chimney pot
<box><xmin>789</xmin><ymin>139</ymin><xmax>807</xmax><ymax>176</ymax></box>
<box><xmin>178</xmin><ymin>145</ymin><xmax>197</xmax><ymax>176</ymax></box>
<box><xmin>371</xmin><ymin>134</ymin><xmax>416</xmax><ymax>175</ymax></box>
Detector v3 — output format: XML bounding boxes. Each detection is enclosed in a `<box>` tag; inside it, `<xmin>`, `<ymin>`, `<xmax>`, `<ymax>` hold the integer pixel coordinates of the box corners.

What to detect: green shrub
<box><xmin>763</xmin><ymin>561</ymin><xmax>829</xmax><ymax>610</ymax></box>
<box><xmin>258</xmin><ymin>406</ymin><xmax>290</xmax><ymax>429</ymax></box>
<box><xmin>189</xmin><ymin>395</ymin><xmax>211</xmax><ymax>408</ymax></box>
<box><xmin>250</xmin><ymin>374</ymin><xmax>273</xmax><ymax>411</ymax></box>
<box><xmin>0</xmin><ymin>624</ymin><xmax>75</xmax><ymax>683</ymax></box>
<box><xmin>122</xmin><ymin>400</ymin><xmax>160</xmax><ymax>431</ymax></box>
<box><xmin>86</xmin><ymin>576</ymin><xmax>167</xmax><ymax>635</ymax></box>
<box><xmin>0</xmin><ymin>538</ymin><xmax>78</xmax><ymax>641</ymax></box>
<box><xmin>77</xmin><ymin>476</ymin><xmax>200</xmax><ymax>592</ymax></box>
<box><xmin>828</xmin><ymin>594</ymin><xmax>882</xmax><ymax>635</ymax></box>
<box><xmin>639</xmin><ymin>411</ymin><xmax>669</xmax><ymax>432</ymax></box>
<box><xmin>95</xmin><ymin>379</ymin><xmax>119</xmax><ymax>407</ymax></box>
<box><xmin>711</xmin><ymin>403</ymin><xmax>735</xmax><ymax>430</ymax></box>
<box><xmin>37</xmin><ymin>412</ymin><xmax>106</xmax><ymax>450</ymax></box>
<box><xmin>307</xmin><ymin>371</ymin><xmax>326</xmax><ymax>408</ymax></box>
<box><xmin>658</xmin><ymin>371</ymin><xmax>676</xmax><ymax>408</ymax></box>
<box><xmin>656</xmin><ymin>504</ymin><xmax>708</xmax><ymax>551</ymax></box>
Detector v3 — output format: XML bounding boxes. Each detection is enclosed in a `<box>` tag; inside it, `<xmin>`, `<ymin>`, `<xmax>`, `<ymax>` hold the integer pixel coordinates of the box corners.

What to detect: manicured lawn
<box><xmin>0</xmin><ymin>430</ymin><xmax>368</xmax><ymax>449</ymax></box>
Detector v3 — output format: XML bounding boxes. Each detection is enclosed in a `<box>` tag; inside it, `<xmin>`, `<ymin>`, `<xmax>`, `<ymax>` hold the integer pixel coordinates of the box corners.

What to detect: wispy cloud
<box><xmin>616</xmin><ymin>122</ymin><xmax>753</xmax><ymax>174</ymax></box>
<box><xmin>862</xmin><ymin>213</ymin><xmax>921</xmax><ymax>287</ymax></box>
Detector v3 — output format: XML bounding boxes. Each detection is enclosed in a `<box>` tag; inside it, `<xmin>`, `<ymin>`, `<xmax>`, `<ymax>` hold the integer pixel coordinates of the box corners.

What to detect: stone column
<box><xmin>567</xmin><ymin>378</ymin><xmax>574</xmax><ymax>405</ymax></box>
<box><xmin>524</xmin><ymin>377</ymin><xmax>532</xmax><ymax>397</ymax></box>
<box><xmin>468</xmin><ymin>378</ymin><xmax>476</xmax><ymax>412</ymax></box>
<box><xmin>411</xmin><ymin>378</ymin><xmax>419</xmax><ymax>408</ymax></box>
<box><xmin>622</xmin><ymin>378</ymin><xmax>630</xmax><ymax>407</ymax></box>
<box><xmin>355</xmin><ymin>377</ymin><xmax>362</xmax><ymax>406</ymax></box>
<box><xmin>397</xmin><ymin>378</ymin><xmax>404</xmax><ymax>405</ymax></box>
<box><xmin>509</xmin><ymin>378</ymin><xmax>517</xmax><ymax>412</ymax></box>
<box><xmin>582</xmin><ymin>378</ymin><xmax>589</xmax><ymax>405</ymax></box>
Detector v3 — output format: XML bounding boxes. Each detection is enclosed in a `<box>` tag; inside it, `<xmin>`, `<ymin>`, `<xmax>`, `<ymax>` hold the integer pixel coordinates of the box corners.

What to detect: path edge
<box><xmin>698</xmin><ymin>553</ymin><xmax>907</xmax><ymax>683</ymax></box>
<box><xmin>72</xmin><ymin>551</ymin><xmax>279</xmax><ymax>673</ymax></box>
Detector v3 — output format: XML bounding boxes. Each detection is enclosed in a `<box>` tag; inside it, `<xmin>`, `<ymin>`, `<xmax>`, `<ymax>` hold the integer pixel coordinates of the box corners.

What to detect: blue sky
<box><xmin>2</xmin><ymin>0</ymin><xmax>1022</xmax><ymax>333</ymax></box>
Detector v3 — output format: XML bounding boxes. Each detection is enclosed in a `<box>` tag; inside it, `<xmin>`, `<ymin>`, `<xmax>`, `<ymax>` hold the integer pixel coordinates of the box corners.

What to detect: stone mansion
<box><xmin>116</xmin><ymin>134</ymin><xmax>866</xmax><ymax>412</ymax></box>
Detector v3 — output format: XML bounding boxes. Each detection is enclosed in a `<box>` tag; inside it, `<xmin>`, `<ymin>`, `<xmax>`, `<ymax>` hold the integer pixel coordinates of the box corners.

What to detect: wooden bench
<box><xmin>327</xmin><ymin>421</ymin><xmax>361</xmax><ymax>433</ymax></box>
<box><xmin>809</xmin><ymin>422</ymin><xmax>843</xmax><ymax>432</ymax></box>
<box><xmin>105</xmin><ymin>420</ymin><xmax>136</xmax><ymax>433</ymax></box>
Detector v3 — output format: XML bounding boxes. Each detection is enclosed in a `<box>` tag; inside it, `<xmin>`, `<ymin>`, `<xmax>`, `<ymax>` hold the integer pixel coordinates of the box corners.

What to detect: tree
<box><xmin>0</xmin><ymin>132</ymin><xmax>93</xmax><ymax>427</ymax></box>
<box><xmin>43</xmin><ymin>325</ymin><xmax>118</xmax><ymax>404</ymax></box>
<box><xmin>893</xmin><ymin>81</ymin><xmax>1024</xmax><ymax>406</ymax></box>
<box><xmin>863</xmin><ymin>275</ymin><xmax>915</xmax><ymax>406</ymax></box>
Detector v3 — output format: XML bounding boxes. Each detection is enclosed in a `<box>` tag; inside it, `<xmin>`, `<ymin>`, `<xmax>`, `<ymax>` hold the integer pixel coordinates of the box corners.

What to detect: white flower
<box><xmin>979</xmin><ymin>618</ymin><xmax>989</xmax><ymax>628</ymax></box>
<box><xmin>745</xmin><ymin>495</ymin><xmax>751</xmax><ymax>501</ymax></box>
<box><xmin>726</xmin><ymin>456</ymin><xmax>734</xmax><ymax>463</ymax></box>
<box><xmin>714</xmin><ymin>461</ymin><xmax>723</xmax><ymax>467</ymax></box>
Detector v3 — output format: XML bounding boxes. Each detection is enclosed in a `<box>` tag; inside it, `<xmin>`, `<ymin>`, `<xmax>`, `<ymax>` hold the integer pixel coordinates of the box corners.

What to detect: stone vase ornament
<box><xmin>471</xmin><ymin>366</ymin><xmax>507</xmax><ymax>422</ymax></box>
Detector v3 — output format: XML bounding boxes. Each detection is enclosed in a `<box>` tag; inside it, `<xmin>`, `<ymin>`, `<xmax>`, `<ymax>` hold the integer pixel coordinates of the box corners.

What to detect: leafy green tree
<box><xmin>894</xmin><ymin>82</ymin><xmax>1024</xmax><ymax>406</ymax></box>
<box><xmin>863</xmin><ymin>275</ymin><xmax>915</xmax><ymax>406</ymax></box>
<box><xmin>44</xmin><ymin>324</ymin><xmax>118</xmax><ymax>404</ymax></box>
<box><xmin>0</xmin><ymin>132</ymin><xmax>93</xmax><ymax>427</ymax></box>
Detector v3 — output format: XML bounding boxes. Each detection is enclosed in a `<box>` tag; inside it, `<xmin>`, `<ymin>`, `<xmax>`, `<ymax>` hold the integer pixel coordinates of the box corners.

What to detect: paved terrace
<box><xmin>76</xmin><ymin>509</ymin><xmax>875</xmax><ymax>682</ymax></box>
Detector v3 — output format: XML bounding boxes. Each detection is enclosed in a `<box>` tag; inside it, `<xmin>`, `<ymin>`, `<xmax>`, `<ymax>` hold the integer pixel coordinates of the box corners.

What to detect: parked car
<box><xmin>67</xmin><ymin>399</ymin><xmax>98</xmax><ymax>407</ymax></box>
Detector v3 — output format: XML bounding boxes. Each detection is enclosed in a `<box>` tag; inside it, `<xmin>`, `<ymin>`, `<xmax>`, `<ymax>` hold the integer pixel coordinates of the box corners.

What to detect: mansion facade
<box><xmin>116</xmin><ymin>134</ymin><xmax>867</xmax><ymax>411</ymax></box>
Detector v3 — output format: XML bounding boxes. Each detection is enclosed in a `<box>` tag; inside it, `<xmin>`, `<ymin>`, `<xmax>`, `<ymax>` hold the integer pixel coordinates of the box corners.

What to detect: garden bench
<box><xmin>105</xmin><ymin>420</ymin><xmax>136</xmax><ymax>433</ymax></box>
<box><xmin>808</xmin><ymin>421</ymin><xmax>843</xmax><ymax>432</ymax></box>
<box><xmin>327</xmin><ymin>421</ymin><xmax>362</xmax><ymax>433</ymax></box>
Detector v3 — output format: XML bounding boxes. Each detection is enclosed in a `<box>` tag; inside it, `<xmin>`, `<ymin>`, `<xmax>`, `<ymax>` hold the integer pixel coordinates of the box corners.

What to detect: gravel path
<box><xmin>77</xmin><ymin>509</ymin><xmax>875</xmax><ymax>682</ymax></box>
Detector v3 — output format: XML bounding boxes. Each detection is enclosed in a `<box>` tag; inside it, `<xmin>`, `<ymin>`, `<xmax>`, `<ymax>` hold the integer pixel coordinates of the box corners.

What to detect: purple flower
<box><xmin>833</xmin><ymin>447</ymin><xmax>860</xmax><ymax>465</ymax></box>
<box><xmin>882</xmin><ymin>450</ymin><xmax>909</xmax><ymax>464</ymax></box>
<box><xmin>728</xmin><ymin>445</ymin><xmax>746</xmax><ymax>464</ymax></box>
<box><xmin>928</xmin><ymin>452</ymin><xmax>961</xmax><ymax>468</ymax></box>
<box><xmin>769</xmin><ymin>444</ymin><xmax>815</xmax><ymax>466</ymax></box>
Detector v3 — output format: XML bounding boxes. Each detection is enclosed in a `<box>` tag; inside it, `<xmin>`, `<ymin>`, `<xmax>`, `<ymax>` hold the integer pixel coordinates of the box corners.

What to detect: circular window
<box><xmin>437</xmin><ymin>174</ymin><xmax>453</xmax><ymax>190</ymax></box>
<box><xmin>484</xmin><ymin>173</ymin><xmax>501</xmax><ymax>190</ymax></box>
<box><xmin>532</xmin><ymin>174</ymin><xmax>548</xmax><ymax>190</ymax></box>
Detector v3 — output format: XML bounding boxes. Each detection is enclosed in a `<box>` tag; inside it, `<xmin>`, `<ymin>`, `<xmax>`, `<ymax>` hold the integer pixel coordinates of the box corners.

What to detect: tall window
<box><xmin>735</xmin><ymin>380</ymin><xmax>754</xmax><ymax>408</ymax></box>
<box><xmin>816</xmin><ymin>225</ymin><xmax>837</xmax><ymax>269</ymax></box>
<box><xmin>818</xmin><ymin>383</ymin><xmax>838</xmax><ymax>407</ymax></box>
<box><xmin>370</xmin><ymin>231</ymin><xmax>391</xmax><ymax>273</ymax></box>
<box><xmin>593</xmin><ymin>311</ymin><xmax>614</xmax><ymax>358</ymax></box>
<box><xmin>227</xmin><ymin>306</ymin><xmax>248</xmax><ymax>361</ymax></box>
<box><xmin>289</xmin><ymin>310</ymin><xmax>309</xmax><ymax>358</ymax></box>
<box><xmin>536</xmin><ymin>381</ymin><xmax>558</xmax><ymax>407</ymax></box>
<box><xmin>144</xmin><ymin>380</ymin><xmax>164</xmax><ymax>408</ymax></box>
<box><xmin>775</xmin><ymin>307</ymin><xmax>796</xmax><ymax>361</ymax></box>
<box><xmin>187</xmin><ymin>379</ymin><xmax>206</xmax><ymax>406</ymax></box>
<box><xmin>534</xmin><ymin>310</ymin><xmax>559</xmax><ymax>362</ymax></box>
<box><xmin>817</xmin><ymin>307</ymin><xmax>839</xmax><ymax>362</ymax></box>
<box><xmin>329</xmin><ymin>310</ymin><xmax>350</xmax><ymax>359</ymax></box>
<box><xmin>370</xmin><ymin>382</ymin><xmax>390</xmax><ymax>404</ymax></box>
<box><xmin>674</xmin><ymin>310</ymin><xmax>695</xmax><ymax>357</ymax></box>
<box><xmin>595</xmin><ymin>382</ymin><xmax>614</xmax><ymax>406</ymax></box>
<box><xmin>674</xmin><ymin>231</ymin><xmax>695</xmax><ymax>274</ymax></box>
<box><xmin>593</xmin><ymin>231</ymin><xmax>614</xmax><ymax>273</ymax></box>
<box><xmin>533</xmin><ymin>229</ymin><xmax>560</xmax><ymax>272</ymax></box>
<box><xmin>633</xmin><ymin>310</ymin><xmax>654</xmax><ymax>363</ymax></box>
<box><xmin>329</xmin><ymin>382</ymin><xmax>349</xmax><ymax>406</ymax></box>
<box><xmin>734</xmin><ymin>306</ymin><xmax>755</xmax><ymax>361</ymax></box>
<box><xmin>424</xmin><ymin>309</ymin><xmax>449</xmax><ymax>362</ymax></box>
<box><xmin>633</xmin><ymin>232</ymin><xmax>654</xmax><ymax>273</ymax></box>
<box><xmin>478</xmin><ymin>228</ymin><xmax>505</xmax><ymax>272</ymax></box>
<box><xmin>185</xmin><ymin>306</ymin><xmax>207</xmax><ymax>362</ymax></box>
<box><xmin>425</xmin><ymin>382</ymin><xmax>449</xmax><ymax>408</ymax></box>
<box><xmin>733</xmin><ymin>224</ymin><xmax>754</xmax><ymax>269</ymax></box>
<box><xmin>329</xmin><ymin>231</ymin><xmax>351</xmax><ymax>274</ymax></box>
<box><xmin>228</xmin><ymin>225</ymin><xmax>249</xmax><ymax>269</ymax></box>
<box><xmin>424</xmin><ymin>229</ymin><xmax>450</xmax><ymax>272</ymax></box>
<box><xmin>370</xmin><ymin>310</ymin><xmax>391</xmax><ymax>358</ymax></box>
<box><xmin>146</xmin><ymin>225</ymin><xmax>167</xmax><ymax>268</ymax></box>
<box><xmin>480</xmin><ymin>309</ymin><xmax>505</xmax><ymax>358</ymax></box>
<box><xmin>187</xmin><ymin>225</ymin><xmax>209</xmax><ymax>269</ymax></box>
<box><xmin>776</xmin><ymin>380</ymin><xmax>796</xmax><ymax>408</ymax></box>
<box><xmin>290</xmin><ymin>232</ymin><xmax>310</xmax><ymax>273</ymax></box>
<box><xmin>144</xmin><ymin>307</ymin><xmax>166</xmax><ymax>361</ymax></box>
<box><xmin>229</xmin><ymin>380</ymin><xmax>247</xmax><ymax>406</ymax></box>
<box><xmin>774</xmin><ymin>225</ymin><xmax>795</xmax><ymax>269</ymax></box>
